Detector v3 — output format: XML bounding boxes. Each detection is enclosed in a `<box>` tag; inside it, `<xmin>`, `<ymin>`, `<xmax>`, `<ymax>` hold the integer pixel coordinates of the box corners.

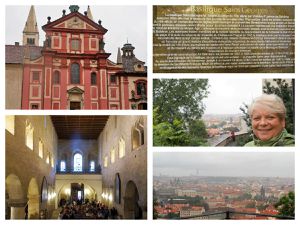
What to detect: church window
<box><xmin>110</xmin><ymin>75</ymin><xmax>116</xmax><ymax>84</ymax></box>
<box><xmin>5</xmin><ymin>115</ymin><xmax>15</xmax><ymax>135</ymax></box>
<box><xmin>91</xmin><ymin>72</ymin><xmax>97</xmax><ymax>85</ymax></box>
<box><xmin>53</xmin><ymin>71</ymin><xmax>60</xmax><ymax>84</ymax></box>
<box><xmin>25</xmin><ymin>121</ymin><xmax>34</xmax><ymax>150</ymax></box>
<box><xmin>136</xmin><ymin>81</ymin><xmax>147</xmax><ymax>96</ymax></box>
<box><xmin>38</xmin><ymin>139</ymin><xmax>43</xmax><ymax>158</ymax></box>
<box><xmin>71</xmin><ymin>63</ymin><xmax>80</xmax><ymax>84</ymax></box>
<box><xmin>27</xmin><ymin>38</ymin><xmax>35</xmax><ymax>45</ymax></box>
<box><xmin>60</xmin><ymin>161</ymin><xmax>66</xmax><ymax>172</ymax></box>
<box><xmin>46</xmin><ymin>152</ymin><xmax>50</xmax><ymax>164</ymax></box>
<box><xmin>132</xmin><ymin>119</ymin><xmax>145</xmax><ymax>150</ymax></box>
<box><xmin>118</xmin><ymin>137</ymin><xmax>125</xmax><ymax>158</ymax></box>
<box><xmin>90</xmin><ymin>161</ymin><xmax>95</xmax><ymax>172</ymax></box>
<box><xmin>111</xmin><ymin>148</ymin><xmax>116</xmax><ymax>163</ymax></box>
<box><xmin>31</xmin><ymin>104</ymin><xmax>39</xmax><ymax>109</ymax></box>
<box><xmin>71</xmin><ymin>39</ymin><xmax>80</xmax><ymax>50</ymax></box>
<box><xmin>32</xmin><ymin>71</ymin><xmax>40</xmax><ymax>83</ymax></box>
<box><xmin>51</xmin><ymin>155</ymin><xmax>54</xmax><ymax>168</ymax></box>
<box><xmin>104</xmin><ymin>156</ymin><xmax>108</xmax><ymax>168</ymax></box>
<box><xmin>74</xmin><ymin>153</ymin><xmax>83</xmax><ymax>172</ymax></box>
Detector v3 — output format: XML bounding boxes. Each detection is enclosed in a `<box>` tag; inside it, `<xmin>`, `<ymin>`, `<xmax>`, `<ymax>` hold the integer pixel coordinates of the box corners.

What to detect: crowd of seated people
<box><xmin>58</xmin><ymin>199</ymin><xmax>119</xmax><ymax>219</ymax></box>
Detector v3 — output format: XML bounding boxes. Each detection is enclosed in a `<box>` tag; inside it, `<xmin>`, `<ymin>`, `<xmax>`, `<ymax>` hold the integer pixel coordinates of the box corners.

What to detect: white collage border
<box><xmin>1</xmin><ymin>0</ymin><xmax>298</xmax><ymax>225</ymax></box>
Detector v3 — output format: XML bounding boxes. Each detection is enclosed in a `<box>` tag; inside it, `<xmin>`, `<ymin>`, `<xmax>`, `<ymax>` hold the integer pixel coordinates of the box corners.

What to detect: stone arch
<box><xmin>27</xmin><ymin>178</ymin><xmax>40</xmax><ymax>219</ymax></box>
<box><xmin>124</xmin><ymin>180</ymin><xmax>142</xmax><ymax>219</ymax></box>
<box><xmin>6</xmin><ymin>174</ymin><xmax>24</xmax><ymax>200</ymax></box>
<box><xmin>6</xmin><ymin>174</ymin><xmax>26</xmax><ymax>219</ymax></box>
<box><xmin>57</xmin><ymin>183</ymin><xmax>97</xmax><ymax>205</ymax></box>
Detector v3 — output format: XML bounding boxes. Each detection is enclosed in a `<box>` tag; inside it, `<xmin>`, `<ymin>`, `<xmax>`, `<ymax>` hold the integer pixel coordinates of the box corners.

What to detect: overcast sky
<box><xmin>154</xmin><ymin>152</ymin><xmax>295</xmax><ymax>178</ymax></box>
<box><xmin>5</xmin><ymin>5</ymin><xmax>147</xmax><ymax>64</ymax></box>
<box><xmin>203</xmin><ymin>78</ymin><xmax>262</xmax><ymax>115</ymax></box>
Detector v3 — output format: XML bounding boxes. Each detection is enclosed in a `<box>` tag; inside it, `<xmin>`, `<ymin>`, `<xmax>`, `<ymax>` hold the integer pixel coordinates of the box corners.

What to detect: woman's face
<box><xmin>251</xmin><ymin>107</ymin><xmax>285</xmax><ymax>141</ymax></box>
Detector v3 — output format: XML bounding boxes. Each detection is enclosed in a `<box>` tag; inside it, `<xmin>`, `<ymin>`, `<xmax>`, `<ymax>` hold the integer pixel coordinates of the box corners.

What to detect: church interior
<box><xmin>5</xmin><ymin>115</ymin><xmax>147</xmax><ymax>219</ymax></box>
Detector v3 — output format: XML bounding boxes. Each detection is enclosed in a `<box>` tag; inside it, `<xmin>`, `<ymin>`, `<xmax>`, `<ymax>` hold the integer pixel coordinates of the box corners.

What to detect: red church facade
<box><xmin>6</xmin><ymin>6</ymin><xmax>147</xmax><ymax>110</ymax></box>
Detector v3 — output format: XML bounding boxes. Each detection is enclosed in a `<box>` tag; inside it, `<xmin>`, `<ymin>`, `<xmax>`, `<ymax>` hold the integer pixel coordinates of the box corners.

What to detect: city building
<box><xmin>5</xmin><ymin>115</ymin><xmax>147</xmax><ymax>219</ymax></box>
<box><xmin>5</xmin><ymin>5</ymin><xmax>147</xmax><ymax>110</ymax></box>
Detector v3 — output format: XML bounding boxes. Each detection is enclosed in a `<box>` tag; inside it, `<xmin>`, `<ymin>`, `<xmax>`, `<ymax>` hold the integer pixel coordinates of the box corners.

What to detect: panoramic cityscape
<box><xmin>153</xmin><ymin>153</ymin><xmax>295</xmax><ymax>220</ymax></box>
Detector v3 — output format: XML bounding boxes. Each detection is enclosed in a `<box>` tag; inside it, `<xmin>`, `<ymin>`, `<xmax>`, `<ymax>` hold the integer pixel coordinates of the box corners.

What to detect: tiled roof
<box><xmin>122</xmin><ymin>55</ymin><xmax>145</xmax><ymax>73</ymax></box>
<box><xmin>5</xmin><ymin>45</ymin><xmax>43</xmax><ymax>64</ymax></box>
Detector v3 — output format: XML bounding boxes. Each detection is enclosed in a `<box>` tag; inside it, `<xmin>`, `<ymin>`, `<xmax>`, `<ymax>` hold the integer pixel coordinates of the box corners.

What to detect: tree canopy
<box><xmin>153</xmin><ymin>79</ymin><xmax>210</xmax><ymax>146</ymax></box>
<box><xmin>274</xmin><ymin>191</ymin><xmax>295</xmax><ymax>217</ymax></box>
<box><xmin>263</xmin><ymin>79</ymin><xmax>294</xmax><ymax>134</ymax></box>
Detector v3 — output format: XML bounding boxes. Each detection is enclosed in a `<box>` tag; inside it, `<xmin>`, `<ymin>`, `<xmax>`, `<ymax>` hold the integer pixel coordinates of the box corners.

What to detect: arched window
<box><xmin>25</xmin><ymin>121</ymin><xmax>34</xmax><ymax>150</ymax></box>
<box><xmin>132</xmin><ymin>118</ymin><xmax>145</xmax><ymax>150</ymax></box>
<box><xmin>60</xmin><ymin>161</ymin><xmax>66</xmax><ymax>172</ymax></box>
<box><xmin>91</xmin><ymin>72</ymin><xmax>97</xmax><ymax>85</ymax></box>
<box><xmin>74</xmin><ymin>153</ymin><xmax>82</xmax><ymax>172</ymax></box>
<box><xmin>119</xmin><ymin>137</ymin><xmax>125</xmax><ymax>158</ymax></box>
<box><xmin>137</xmin><ymin>82</ymin><xmax>147</xmax><ymax>95</ymax></box>
<box><xmin>38</xmin><ymin>139</ymin><xmax>43</xmax><ymax>158</ymax></box>
<box><xmin>90</xmin><ymin>161</ymin><xmax>95</xmax><ymax>172</ymax></box>
<box><xmin>53</xmin><ymin>71</ymin><xmax>60</xmax><ymax>84</ymax></box>
<box><xmin>5</xmin><ymin>115</ymin><xmax>15</xmax><ymax>135</ymax></box>
<box><xmin>71</xmin><ymin>63</ymin><xmax>80</xmax><ymax>84</ymax></box>
<box><xmin>111</xmin><ymin>148</ymin><xmax>116</xmax><ymax>164</ymax></box>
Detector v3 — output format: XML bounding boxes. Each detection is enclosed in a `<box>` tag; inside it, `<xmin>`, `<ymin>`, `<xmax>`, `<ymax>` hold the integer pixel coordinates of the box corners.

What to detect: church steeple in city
<box><xmin>117</xmin><ymin>47</ymin><xmax>122</xmax><ymax>64</ymax></box>
<box><xmin>23</xmin><ymin>5</ymin><xmax>39</xmax><ymax>46</ymax></box>
<box><xmin>86</xmin><ymin>6</ymin><xmax>94</xmax><ymax>21</ymax></box>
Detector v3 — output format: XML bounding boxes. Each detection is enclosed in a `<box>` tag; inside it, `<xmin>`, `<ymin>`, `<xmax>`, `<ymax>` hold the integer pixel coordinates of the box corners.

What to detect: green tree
<box><xmin>263</xmin><ymin>79</ymin><xmax>294</xmax><ymax>134</ymax></box>
<box><xmin>188</xmin><ymin>119</ymin><xmax>208</xmax><ymax>146</ymax></box>
<box><xmin>153</xmin><ymin>79</ymin><xmax>210</xmax><ymax>146</ymax></box>
<box><xmin>153</xmin><ymin>117</ymin><xmax>190</xmax><ymax>146</ymax></box>
<box><xmin>166</xmin><ymin>212</ymin><xmax>179</xmax><ymax>219</ymax></box>
<box><xmin>153</xmin><ymin>79</ymin><xmax>209</xmax><ymax>125</ymax></box>
<box><xmin>239</xmin><ymin>103</ymin><xmax>251</xmax><ymax>131</ymax></box>
<box><xmin>274</xmin><ymin>192</ymin><xmax>295</xmax><ymax>217</ymax></box>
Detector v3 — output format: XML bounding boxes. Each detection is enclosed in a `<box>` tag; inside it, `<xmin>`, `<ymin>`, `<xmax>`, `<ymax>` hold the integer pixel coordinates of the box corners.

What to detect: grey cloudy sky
<box><xmin>5</xmin><ymin>5</ymin><xmax>147</xmax><ymax>64</ymax></box>
<box><xmin>203</xmin><ymin>78</ymin><xmax>262</xmax><ymax>114</ymax></box>
<box><xmin>154</xmin><ymin>152</ymin><xmax>295</xmax><ymax>178</ymax></box>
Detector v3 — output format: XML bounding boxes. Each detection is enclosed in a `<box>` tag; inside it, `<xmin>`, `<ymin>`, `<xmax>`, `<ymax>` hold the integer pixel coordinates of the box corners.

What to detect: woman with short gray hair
<box><xmin>244</xmin><ymin>94</ymin><xmax>294</xmax><ymax>146</ymax></box>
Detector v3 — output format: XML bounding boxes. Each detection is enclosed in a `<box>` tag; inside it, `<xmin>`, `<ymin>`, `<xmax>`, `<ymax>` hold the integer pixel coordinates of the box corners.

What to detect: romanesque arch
<box><xmin>124</xmin><ymin>180</ymin><xmax>142</xmax><ymax>219</ymax></box>
<box><xmin>27</xmin><ymin>178</ymin><xmax>40</xmax><ymax>219</ymax></box>
<box><xmin>5</xmin><ymin>174</ymin><xmax>25</xmax><ymax>219</ymax></box>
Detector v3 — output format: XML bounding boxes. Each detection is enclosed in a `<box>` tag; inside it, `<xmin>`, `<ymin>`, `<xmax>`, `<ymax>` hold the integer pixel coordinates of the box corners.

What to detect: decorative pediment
<box><xmin>67</xmin><ymin>86</ymin><xmax>84</xmax><ymax>94</ymax></box>
<box><xmin>42</xmin><ymin>12</ymin><xmax>107</xmax><ymax>34</ymax></box>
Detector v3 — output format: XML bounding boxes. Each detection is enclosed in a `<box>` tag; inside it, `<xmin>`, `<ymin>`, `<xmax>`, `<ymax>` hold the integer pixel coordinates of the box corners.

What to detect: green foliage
<box><xmin>263</xmin><ymin>79</ymin><xmax>294</xmax><ymax>134</ymax></box>
<box><xmin>237</xmin><ymin>193</ymin><xmax>252</xmax><ymax>200</ymax></box>
<box><xmin>153</xmin><ymin>79</ymin><xmax>209</xmax><ymax>125</ymax></box>
<box><xmin>239</xmin><ymin>103</ymin><xmax>252</xmax><ymax>131</ymax></box>
<box><xmin>274</xmin><ymin>192</ymin><xmax>295</xmax><ymax>217</ymax></box>
<box><xmin>153</xmin><ymin>118</ymin><xmax>190</xmax><ymax>146</ymax></box>
<box><xmin>180</xmin><ymin>196</ymin><xmax>209</xmax><ymax>211</ymax></box>
<box><xmin>165</xmin><ymin>212</ymin><xmax>179</xmax><ymax>219</ymax></box>
<box><xmin>153</xmin><ymin>79</ymin><xmax>209</xmax><ymax>146</ymax></box>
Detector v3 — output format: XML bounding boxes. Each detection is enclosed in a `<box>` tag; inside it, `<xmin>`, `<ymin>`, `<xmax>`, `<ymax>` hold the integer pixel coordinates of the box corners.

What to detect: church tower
<box><xmin>23</xmin><ymin>5</ymin><xmax>39</xmax><ymax>46</ymax></box>
<box><xmin>86</xmin><ymin>6</ymin><xmax>94</xmax><ymax>21</ymax></box>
